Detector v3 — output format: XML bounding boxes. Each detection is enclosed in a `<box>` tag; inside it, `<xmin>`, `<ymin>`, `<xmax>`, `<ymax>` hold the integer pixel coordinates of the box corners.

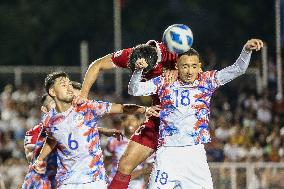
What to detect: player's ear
<box><xmin>49</xmin><ymin>87</ymin><xmax>56</xmax><ymax>98</ymax></box>
<box><xmin>198</xmin><ymin>63</ymin><xmax>202</xmax><ymax>72</ymax></box>
<box><xmin>41</xmin><ymin>106</ymin><xmax>48</xmax><ymax>113</ymax></box>
<box><xmin>175</xmin><ymin>59</ymin><xmax>180</xmax><ymax>70</ymax></box>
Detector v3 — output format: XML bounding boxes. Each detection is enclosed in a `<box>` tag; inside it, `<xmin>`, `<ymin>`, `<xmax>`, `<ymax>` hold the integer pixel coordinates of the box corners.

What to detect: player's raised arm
<box><xmin>128</xmin><ymin>58</ymin><xmax>160</xmax><ymax>96</ymax></box>
<box><xmin>109</xmin><ymin>104</ymin><xmax>145</xmax><ymax>114</ymax></box>
<box><xmin>216</xmin><ymin>39</ymin><xmax>263</xmax><ymax>86</ymax></box>
<box><xmin>109</xmin><ymin>104</ymin><xmax>161</xmax><ymax>118</ymax></box>
<box><xmin>80</xmin><ymin>54</ymin><xmax>114</xmax><ymax>98</ymax></box>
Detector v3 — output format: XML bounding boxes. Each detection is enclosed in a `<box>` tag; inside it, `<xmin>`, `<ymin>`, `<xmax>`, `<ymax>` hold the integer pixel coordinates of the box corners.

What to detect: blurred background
<box><xmin>0</xmin><ymin>0</ymin><xmax>284</xmax><ymax>188</ymax></box>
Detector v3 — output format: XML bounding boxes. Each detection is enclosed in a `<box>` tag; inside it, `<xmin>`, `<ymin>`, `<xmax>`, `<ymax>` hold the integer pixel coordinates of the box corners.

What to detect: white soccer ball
<box><xmin>162</xmin><ymin>24</ymin><xmax>193</xmax><ymax>54</ymax></box>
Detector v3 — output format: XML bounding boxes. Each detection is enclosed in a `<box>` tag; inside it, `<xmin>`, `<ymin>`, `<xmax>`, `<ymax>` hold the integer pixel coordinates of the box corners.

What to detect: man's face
<box><xmin>177</xmin><ymin>55</ymin><xmax>201</xmax><ymax>83</ymax></box>
<box><xmin>50</xmin><ymin>77</ymin><xmax>74</xmax><ymax>103</ymax></box>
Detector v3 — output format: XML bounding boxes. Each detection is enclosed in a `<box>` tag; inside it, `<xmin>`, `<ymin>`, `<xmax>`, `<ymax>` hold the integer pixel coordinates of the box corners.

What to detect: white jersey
<box><xmin>128</xmin><ymin>47</ymin><xmax>251</xmax><ymax>147</ymax></box>
<box><xmin>44</xmin><ymin>100</ymin><xmax>112</xmax><ymax>187</ymax></box>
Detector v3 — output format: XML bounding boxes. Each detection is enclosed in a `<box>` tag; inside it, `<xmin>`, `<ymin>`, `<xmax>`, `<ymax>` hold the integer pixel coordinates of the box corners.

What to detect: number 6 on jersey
<box><xmin>68</xmin><ymin>133</ymin><xmax>79</xmax><ymax>150</ymax></box>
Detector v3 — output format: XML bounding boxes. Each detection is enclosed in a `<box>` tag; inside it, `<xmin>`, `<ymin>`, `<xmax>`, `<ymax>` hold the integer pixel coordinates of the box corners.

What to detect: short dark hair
<box><xmin>178</xmin><ymin>48</ymin><xmax>203</xmax><ymax>66</ymax></box>
<box><xmin>71</xmin><ymin>81</ymin><xmax>82</xmax><ymax>90</ymax></box>
<box><xmin>44</xmin><ymin>71</ymin><xmax>69</xmax><ymax>95</ymax></box>
<box><xmin>178</xmin><ymin>48</ymin><xmax>200</xmax><ymax>58</ymax></box>
<box><xmin>128</xmin><ymin>44</ymin><xmax>158</xmax><ymax>73</ymax></box>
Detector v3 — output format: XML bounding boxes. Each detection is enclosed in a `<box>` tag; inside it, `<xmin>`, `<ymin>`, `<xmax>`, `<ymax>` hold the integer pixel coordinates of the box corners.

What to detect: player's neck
<box><xmin>178</xmin><ymin>78</ymin><xmax>194</xmax><ymax>85</ymax></box>
<box><xmin>55</xmin><ymin>101</ymin><xmax>72</xmax><ymax>113</ymax></box>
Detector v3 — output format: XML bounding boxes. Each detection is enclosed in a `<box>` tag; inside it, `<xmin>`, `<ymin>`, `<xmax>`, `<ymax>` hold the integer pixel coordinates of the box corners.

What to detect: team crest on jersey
<box><xmin>74</xmin><ymin>114</ymin><xmax>84</xmax><ymax>125</ymax></box>
<box><xmin>114</xmin><ymin>50</ymin><xmax>123</xmax><ymax>58</ymax></box>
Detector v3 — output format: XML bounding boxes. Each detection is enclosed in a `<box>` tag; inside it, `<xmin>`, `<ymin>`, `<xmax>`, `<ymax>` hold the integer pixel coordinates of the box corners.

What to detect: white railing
<box><xmin>209</xmin><ymin>162</ymin><xmax>284</xmax><ymax>189</ymax></box>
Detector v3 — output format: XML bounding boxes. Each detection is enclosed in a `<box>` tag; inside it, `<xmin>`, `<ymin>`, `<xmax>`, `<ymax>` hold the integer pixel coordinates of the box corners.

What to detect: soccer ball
<box><xmin>162</xmin><ymin>24</ymin><xmax>193</xmax><ymax>54</ymax></box>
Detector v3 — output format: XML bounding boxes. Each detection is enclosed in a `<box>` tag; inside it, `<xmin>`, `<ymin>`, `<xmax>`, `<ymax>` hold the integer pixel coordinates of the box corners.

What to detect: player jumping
<box><xmin>80</xmin><ymin>40</ymin><xmax>177</xmax><ymax>189</ymax></box>
<box><xmin>128</xmin><ymin>39</ymin><xmax>263</xmax><ymax>188</ymax></box>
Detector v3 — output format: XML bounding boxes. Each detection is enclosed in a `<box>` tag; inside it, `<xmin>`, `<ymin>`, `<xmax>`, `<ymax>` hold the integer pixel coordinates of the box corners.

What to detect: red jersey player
<box><xmin>80</xmin><ymin>40</ymin><xmax>177</xmax><ymax>189</ymax></box>
<box><xmin>22</xmin><ymin>94</ymin><xmax>57</xmax><ymax>189</ymax></box>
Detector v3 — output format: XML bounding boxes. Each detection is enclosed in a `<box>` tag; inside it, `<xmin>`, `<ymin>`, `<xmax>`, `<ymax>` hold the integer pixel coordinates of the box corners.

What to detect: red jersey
<box><xmin>23</xmin><ymin>123</ymin><xmax>58</xmax><ymax>189</ymax></box>
<box><xmin>111</xmin><ymin>40</ymin><xmax>177</xmax><ymax>80</ymax></box>
<box><xmin>111</xmin><ymin>40</ymin><xmax>177</xmax><ymax>105</ymax></box>
<box><xmin>24</xmin><ymin>124</ymin><xmax>42</xmax><ymax>146</ymax></box>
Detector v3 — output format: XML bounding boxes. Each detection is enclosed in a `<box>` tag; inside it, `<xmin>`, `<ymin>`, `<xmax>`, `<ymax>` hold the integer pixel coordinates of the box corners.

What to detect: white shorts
<box><xmin>58</xmin><ymin>180</ymin><xmax>107</xmax><ymax>189</ymax></box>
<box><xmin>128</xmin><ymin>178</ymin><xmax>145</xmax><ymax>189</ymax></box>
<box><xmin>148</xmin><ymin>144</ymin><xmax>213</xmax><ymax>189</ymax></box>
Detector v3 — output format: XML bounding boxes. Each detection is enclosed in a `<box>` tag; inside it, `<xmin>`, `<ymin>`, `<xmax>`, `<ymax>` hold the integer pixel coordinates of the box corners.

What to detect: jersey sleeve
<box><xmin>128</xmin><ymin>69</ymin><xmax>162</xmax><ymax>96</ymax></box>
<box><xmin>88</xmin><ymin>100</ymin><xmax>112</xmax><ymax>117</ymax></box>
<box><xmin>111</xmin><ymin>48</ymin><xmax>133</xmax><ymax>68</ymax></box>
<box><xmin>201</xmin><ymin>70</ymin><xmax>220</xmax><ymax>91</ymax></box>
<box><xmin>216</xmin><ymin>47</ymin><xmax>252</xmax><ymax>86</ymax></box>
<box><xmin>41</xmin><ymin>112</ymin><xmax>56</xmax><ymax>138</ymax></box>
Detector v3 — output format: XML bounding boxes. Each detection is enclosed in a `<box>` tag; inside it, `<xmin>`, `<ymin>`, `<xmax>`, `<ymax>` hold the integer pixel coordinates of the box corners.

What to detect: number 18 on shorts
<box><xmin>149</xmin><ymin>168</ymin><xmax>183</xmax><ymax>189</ymax></box>
<box><xmin>148</xmin><ymin>145</ymin><xmax>213</xmax><ymax>189</ymax></box>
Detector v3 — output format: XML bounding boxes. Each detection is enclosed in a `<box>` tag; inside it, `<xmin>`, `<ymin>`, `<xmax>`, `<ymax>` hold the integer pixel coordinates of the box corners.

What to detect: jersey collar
<box><xmin>177</xmin><ymin>78</ymin><xmax>199</xmax><ymax>87</ymax></box>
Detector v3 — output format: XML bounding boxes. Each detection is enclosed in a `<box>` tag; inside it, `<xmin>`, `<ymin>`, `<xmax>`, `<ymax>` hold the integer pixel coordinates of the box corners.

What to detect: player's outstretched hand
<box><xmin>146</xmin><ymin>105</ymin><xmax>162</xmax><ymax>117</ymax></box>
<box><xmin>163</xmin><ymin>70</ymin><xmax>178</xmax><ymax>84</ymax></box>
<box><xmin>245</xmin><ymin>39</ymin><xmax>263</xmax><ymax>52</ymax></box>
<box><xmin>99</xmin><ymin>128</ymin><xmax>124</xmax><ymax>141</ymax></box>
<box><xmin>32</xmin><ymin>159</ymin><xmax>47</xmax><ymax>174</ymax></box>
<box><xmin>135</xmin><ymin>58</ymin><xmax>148</xmax><ymax>70</ymax></box>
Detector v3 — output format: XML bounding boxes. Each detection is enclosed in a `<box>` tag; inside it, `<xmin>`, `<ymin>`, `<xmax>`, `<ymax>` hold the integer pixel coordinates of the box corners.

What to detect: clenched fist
<box><xmin>244</xmin><ymin>39</ymin><xmax>264</xmax><ymax>52</ymax></box>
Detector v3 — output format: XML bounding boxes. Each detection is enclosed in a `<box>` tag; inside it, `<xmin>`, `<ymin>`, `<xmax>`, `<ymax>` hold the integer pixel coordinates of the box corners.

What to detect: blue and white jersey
<box><xmin>128</xmin><ymin>47</ymin><xmax>251</xmax><ymax>147</ymax></box>
<box><xmin>44</xmin><ymin>99</ymin><xmax>112</xmax><ymax>187</ymax></box>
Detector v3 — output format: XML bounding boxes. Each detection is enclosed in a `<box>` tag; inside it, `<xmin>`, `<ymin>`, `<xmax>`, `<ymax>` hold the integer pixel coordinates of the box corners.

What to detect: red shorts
<box><xmin>130</xmin><ymin>116</ymin><xmax>160</xmax><ymax>150</ymax></box>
